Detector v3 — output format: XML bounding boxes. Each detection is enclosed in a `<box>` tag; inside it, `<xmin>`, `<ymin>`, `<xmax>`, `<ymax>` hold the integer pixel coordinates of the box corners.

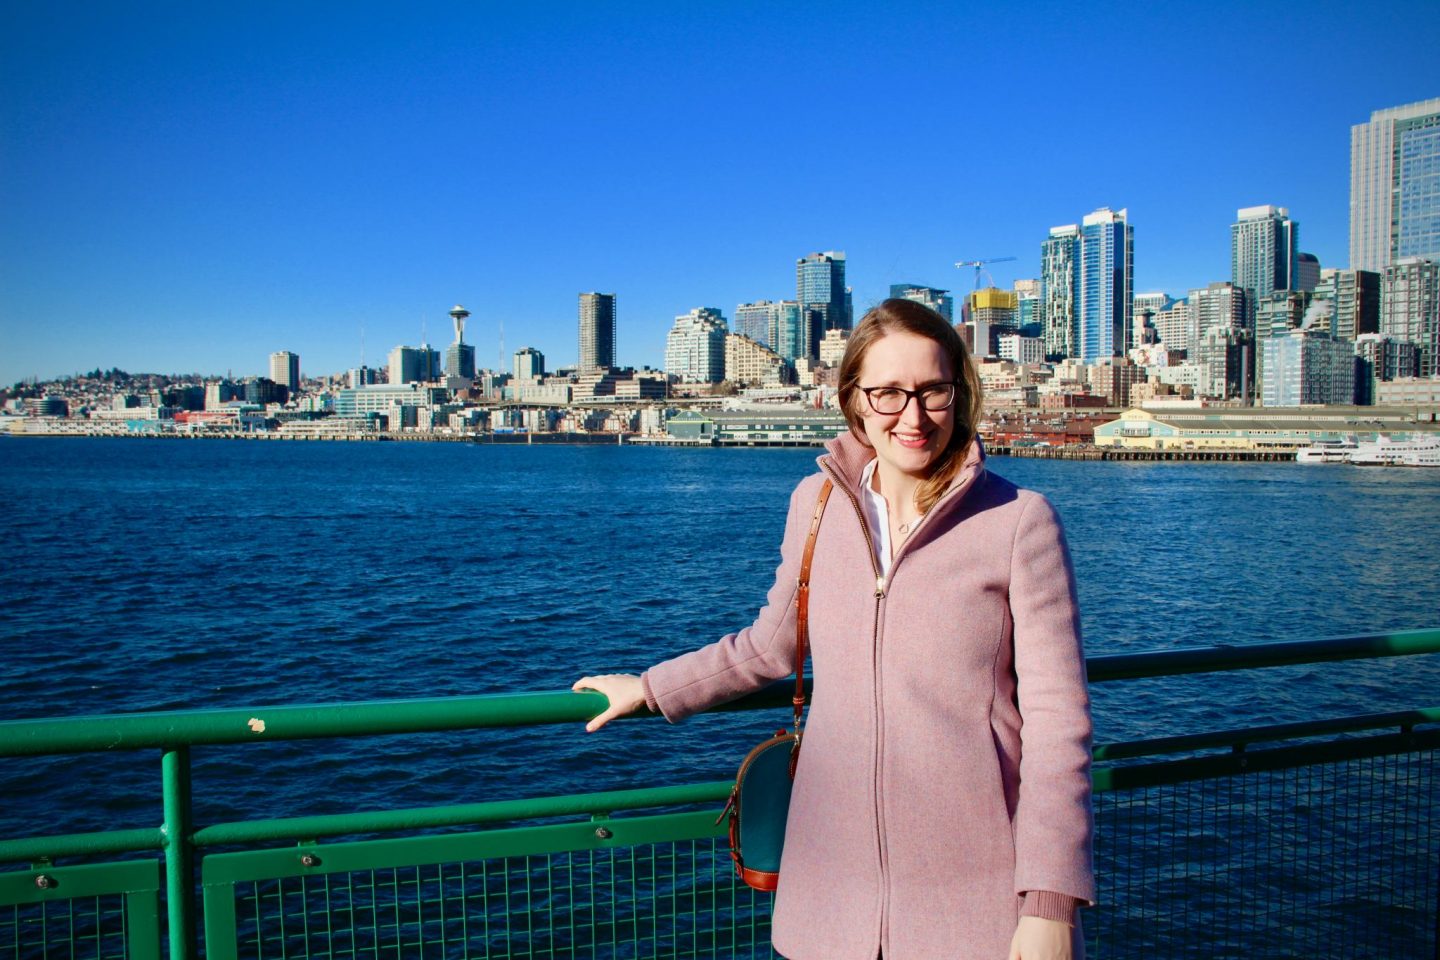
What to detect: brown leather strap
<box><xmin>794</xmin><ymin>479</ymin><xmax>833</xmax><ymax>737</ymax></box>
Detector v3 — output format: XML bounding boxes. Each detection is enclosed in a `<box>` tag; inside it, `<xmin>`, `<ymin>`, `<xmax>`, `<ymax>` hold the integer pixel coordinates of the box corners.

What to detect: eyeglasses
<box><xmin>859</xmin><ymin>381</ymin><xmax>958</xmax><ymax>415</ymax></box>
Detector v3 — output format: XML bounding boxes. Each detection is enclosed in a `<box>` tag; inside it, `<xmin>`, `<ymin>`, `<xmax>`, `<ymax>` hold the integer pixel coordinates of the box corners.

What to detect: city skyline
<box><xmin>2</xmin><ymin>3</ymin><xmax>1438</xmax><ymax>385</ymax></box>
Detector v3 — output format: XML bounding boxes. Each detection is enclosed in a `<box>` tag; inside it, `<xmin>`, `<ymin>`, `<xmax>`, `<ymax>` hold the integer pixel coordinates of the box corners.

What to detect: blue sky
<box><xmin>2</xmin><ymin>1</ymin><xmax>1437</xmax><ymax>384</ymax></box>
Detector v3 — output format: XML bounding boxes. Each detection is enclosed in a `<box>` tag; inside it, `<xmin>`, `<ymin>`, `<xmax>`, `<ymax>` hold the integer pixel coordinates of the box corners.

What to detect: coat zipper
<box><xmin>818</xmin><ymin>454</ymin><xmax>983</xmax><ymax>956</ymax></box>
<box><xmin>820</xmin><ymin>458</ymin><xmax>889</xmax><ymax>954</ymax></box>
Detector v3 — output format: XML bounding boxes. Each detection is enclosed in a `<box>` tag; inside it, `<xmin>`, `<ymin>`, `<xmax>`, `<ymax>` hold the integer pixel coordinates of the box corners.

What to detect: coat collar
<box><xmin>817</xmin><ymin>429</ymin><xmax>989</xmax><ymax>517</ymax></box>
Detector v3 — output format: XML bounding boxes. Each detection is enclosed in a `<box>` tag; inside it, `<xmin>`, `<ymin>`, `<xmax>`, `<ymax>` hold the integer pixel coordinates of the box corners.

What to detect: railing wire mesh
<box><xmin>232</xmin><ymin>838</ymin><xmax>776</xmax><ymax>960</ymax></box>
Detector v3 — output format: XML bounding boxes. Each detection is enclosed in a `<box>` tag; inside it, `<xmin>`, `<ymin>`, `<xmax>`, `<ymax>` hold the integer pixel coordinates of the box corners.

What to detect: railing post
<box><xmin>161</xmin><ymin>746</ymin><xmax>197</xmax><ymax>960</ymax></box>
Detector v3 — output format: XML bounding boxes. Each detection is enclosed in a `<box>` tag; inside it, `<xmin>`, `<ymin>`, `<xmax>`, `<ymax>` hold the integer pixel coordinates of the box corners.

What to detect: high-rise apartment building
<box><xmin>388</xmin><ymin>345</ymin><xmax>440</xmax><ymax>385</ymax></box>
<box><xmin>578</xmin><ymin>293</ymin><xmax>616</xmax><ymax>373</ymax></box>
<box><xmin>1295</xmin><ymin>253</ymin><xmax>1321</xmax><ymax>292</ymax></box>
<box><xmin>797</xmin><ymin>252</ymin><xmax>849</xmax><ymax>358</ymax></box>
<box><xmin>768</xmin><ymin>301</ymin><xmax>806</xmax><ymax>364</ymax></box>
<box><xmin>1261</xmin><ymin>329</ymin><xmax>1356</xmax><ymax>406</ymax></box>
<box><xmin>1013</xmin><ymin>279</ymin><xmax>1041</xmax><ymax>337</ymax></box>
<box><xmin>1191</xmin><ymin>282</ymin><xmax>1247</xmax><ymax>341</ymax></box>
<box><xmin>513</xmin><ymin>347</ymin><xmax>545</xmax><ymax>381</ymax></box>
<box><xmin>1350</xmin><ymin>97</ymin><xmax>1440</xmax><ymax>272</ymax></box>
<box><xmin>1152</xmin><ymin>299</ymin><xmax>1192</xmax><ymax>354</ymax></box>
<box><xmin>1255</xmin><ymin>291</ymin><xmax>1310</xmax><ymax>337</ymax></box>
<box><xmin>735</xmin><ymin>301</ymin><xmax>775</xmax><ymax>347</ymax></box>
<box><xmin>1195</xmin><ymin>324</ymin><xmax>1251</xmax><ymax>401</ymax></box>
<box><xmin>269</xmin><ymin>351</ymin><xmax>300</xmax><ymax>393</ymax></box>
<box><xmin>346</xmin><ymin>367</ymin><xmax>376</xmax><ymax>389</ymax></box>
<box><xmin>1353</xmin><ymin>334</ymin><xmax>1421</xmax><ymax>404</ymax></box>
<box><xmin>1313</xmin><ymin>269</ymin><xmax>1380</xmax><ymax>341</ymax></box>
<box><xmin>890</xmin><ymin>284</ymin><xmax>954</xmax><ymax>322</ymax></box>
<box><xmin>1040</xmin><ymin>225</ymin><xmax>1080</xmax><ymax>359</ymax></box>
<box><xmin>1078</xmin><ymin>207</ymin><xmax>1134</xmax><ymax>363</ymax></box>
<box><xmin>1131</xmin><ymin>293</ymin><xmax>1171</xmax><ymax>350</ymax></box>
<box><xmin>444</xmin><ymin>342</ymin><xmax>476</xmax><ymax>381</ymax></box>
<box><xmin>1232</xmin><ymin>205</ymin><xmax>1299</xmax><ymax>326</ymax></box>
<box><xmin>1381</xmin><ymin>257</ymin><xmax>1440</xmax><ymax>377</ymax></box>
<box><xmin>1132</xmin><ymin>293</ymin><xmax>1170</xmax><ymax>322</ymax></box>
<box><xmin>664</xmin><ymin>308</ymin><xmax>727</xmax><ymax>383</ymax></box>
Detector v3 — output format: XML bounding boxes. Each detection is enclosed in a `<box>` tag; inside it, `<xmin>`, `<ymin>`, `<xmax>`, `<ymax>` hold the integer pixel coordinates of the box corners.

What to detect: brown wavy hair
<box><xmin>836</xmin><ymin>298</ymin><xmax>984</xmax><ymax>513</ymax></box>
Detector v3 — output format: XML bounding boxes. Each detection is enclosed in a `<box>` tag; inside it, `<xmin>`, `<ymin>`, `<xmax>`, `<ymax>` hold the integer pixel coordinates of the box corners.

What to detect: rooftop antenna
<box><xmin>498</xmin><ymin>318</ymin><xmax>505</xmax><ymax>376</ymax></box>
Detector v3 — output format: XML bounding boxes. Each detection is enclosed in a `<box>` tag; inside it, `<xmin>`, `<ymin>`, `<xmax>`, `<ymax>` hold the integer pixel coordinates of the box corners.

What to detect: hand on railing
<box><xmin>571</xmin><ymin>674</ymin><xmax>646</xmax><ymax>732</ymax></box>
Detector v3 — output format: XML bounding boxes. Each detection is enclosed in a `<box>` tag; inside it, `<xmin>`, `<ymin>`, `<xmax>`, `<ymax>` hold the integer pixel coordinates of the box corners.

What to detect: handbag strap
<box><xmin>793</xmin><ymin>478</ymin><xmax>833</xmax><ymax>737</ymax></box>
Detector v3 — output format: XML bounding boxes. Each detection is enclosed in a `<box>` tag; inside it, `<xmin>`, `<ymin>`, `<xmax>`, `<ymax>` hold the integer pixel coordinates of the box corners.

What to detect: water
<box><xmin>1</xmin><ymin>437</ymin><xmax>1438</xmax><ymax>846</ymax></box>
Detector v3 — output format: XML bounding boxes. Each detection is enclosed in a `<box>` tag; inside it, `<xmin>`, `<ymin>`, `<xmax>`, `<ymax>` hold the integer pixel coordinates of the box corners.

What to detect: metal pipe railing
<box><xmin>2</xmin><ymin>627</ymin><xmax>1439</xmax><ymax>960</ymax></box>
<box><xmin>3</xmin><ymin>628</ymin><xmax>1438</xmax><ymax>758</ymax></box>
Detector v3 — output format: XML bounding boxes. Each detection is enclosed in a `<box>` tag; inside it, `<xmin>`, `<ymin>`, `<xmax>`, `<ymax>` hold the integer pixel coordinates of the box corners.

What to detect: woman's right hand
<box><xmin>571</xmin><ymin>674</ymin><xmax>646</xmax><ymax>732</ymax></box>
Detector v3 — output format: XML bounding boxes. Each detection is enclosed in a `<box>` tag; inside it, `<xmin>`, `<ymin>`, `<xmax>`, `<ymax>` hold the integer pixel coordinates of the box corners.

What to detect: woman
<box><xmin>575</xmin><ymin>298</ymin><xmax>1094</xmax><ymax>960</ymax></box>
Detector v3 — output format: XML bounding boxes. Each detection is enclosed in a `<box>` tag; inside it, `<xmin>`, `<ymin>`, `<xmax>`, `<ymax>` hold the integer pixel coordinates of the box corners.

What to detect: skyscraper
<box><xmin>1354</xmin><ymin>334</ymin><xmax>1420</xmax><ymax>404</ymax></box>
<box><xmin>796</xmin><ymin>252</ymin><xmax>849</xmax><ymax>358</ymax></box>
<box><xmin>1078</xmin><ymin>207</ymin><xmax>1133</xmax><ymax>363</ymax></box>
<box><xmin>513</xmin><ymin>347</ymin><xmax>545</xmax><ymax>381</ymax></box>
<box><xmin>1313</xmin><ymin>269</ymin><xmax>1380</xmax><ymax>341</ymax></box>
<box><xmin>1013</xmin><ymin>279</ymin><xmax>1041</xmax><ymax>337</ymax></box>
<box><xmin>889</xmin><ymin>284</ymin><xmax>954</xmax><ymax>322</ymax></box>
<box><xmin>735</xmin><ymin>301</ymin><xmax>775</xmax><ymax>347</ymax></box>
<box><xmin>1381</xmin><ymin>258</ymin><xmax>1440</xmax><ymax>378</ymax></box>
<box><xmin>1040</xmin><ymin>225</ymin><xmax>1080</xmax><ymax>359</ymax></box>
<box><xmin>388</xmin><ymin>345</ymin><xmax>440</xmax><ymax>384</ymax></box>
<box><xmin>269</xmin><ymin>351</ymin><xmax>300</xmax><ymax>393</ymax></box>
<box><xmin>1295</xmin><ymin>253</ymin><xmax>1321</xmax><ymax>292</ymax></box>
<box><xmin>1261</xmin><ymin>329</ymin><xmax>1356</xmax><ymax>407</ymax></box>
<box><xmin>768</xmin><ymin>301</ymin><xmax>806</xmax><ymax>364</ymax></box>
<box><xmin>1191</xmin><ymin>283</ymin><xmax>1247</xmax><ymax>341</ymax></box>
<box><xmin>1231</xmin><ymin>205</ymin><xmax>1299</xmax><ymax>326</ymax></box>
<box><xmin>578</xmin><ymin>293</ymin><xmax>616</xmax><ymax>372</ymax></box>
<box><xmin>1350</xmin><ymin>97</ymin><xmax>1440</xmax><ymax>272</ymax></box>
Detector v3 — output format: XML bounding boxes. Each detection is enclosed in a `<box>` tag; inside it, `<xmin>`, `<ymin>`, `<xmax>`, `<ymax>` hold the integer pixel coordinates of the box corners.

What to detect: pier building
<box><xmin>1094</xmin><ymin>405</ymin><xmax>1440</xmax><ymax>452</ymax></box>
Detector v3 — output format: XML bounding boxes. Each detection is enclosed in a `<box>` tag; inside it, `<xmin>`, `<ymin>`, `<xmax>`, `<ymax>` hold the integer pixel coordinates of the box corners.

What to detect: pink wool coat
<box><xmin>643</xmin><ymin>432</ymin><xmax>1095</xmax><ymax>960</ymax></box>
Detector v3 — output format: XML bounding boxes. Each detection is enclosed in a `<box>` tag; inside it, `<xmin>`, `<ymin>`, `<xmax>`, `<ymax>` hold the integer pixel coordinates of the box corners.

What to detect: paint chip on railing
<box><xmin>248</xmin><ymin>717</ymin><xmax>266</xmax><ymax>733</ymax></box>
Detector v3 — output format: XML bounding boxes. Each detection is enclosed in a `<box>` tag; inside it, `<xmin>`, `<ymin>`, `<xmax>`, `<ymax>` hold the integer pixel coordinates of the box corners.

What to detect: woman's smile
<box><xmin>889</xmin><ymin>427</ymin><xmax>933</xmax><ymax>449</ymax></box>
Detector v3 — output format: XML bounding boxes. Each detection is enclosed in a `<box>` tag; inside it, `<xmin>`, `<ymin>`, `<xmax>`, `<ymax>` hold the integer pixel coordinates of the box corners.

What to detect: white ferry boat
<box><xmin>1348</xmin><ymin>434</ymin><xmax>1440</xmax><ymax>467</ymax></box>
<box><xmin>1295</xmin><ymin>437</ymin><xmax>1359</xmax><ymax>464</ymax></box>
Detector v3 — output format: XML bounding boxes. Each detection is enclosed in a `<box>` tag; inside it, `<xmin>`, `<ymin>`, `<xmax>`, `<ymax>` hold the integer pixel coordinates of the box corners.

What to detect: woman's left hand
<box><xmin>1007</xmin><ymin>916</ymin><xmax>1071</xmax><ymax>960</ymax></box>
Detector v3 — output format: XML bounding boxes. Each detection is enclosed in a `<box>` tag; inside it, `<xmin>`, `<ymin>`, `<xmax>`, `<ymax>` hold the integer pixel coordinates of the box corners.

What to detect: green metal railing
<box><xmin>2</xmin><ymin>627</ymin><xmax>1439</xmax><ymax>959</ymax></box>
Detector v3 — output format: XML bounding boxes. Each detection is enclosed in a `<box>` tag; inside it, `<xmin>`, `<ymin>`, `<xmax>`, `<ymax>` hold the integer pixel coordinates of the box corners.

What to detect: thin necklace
<box><xmin>897</xmin><ymin>510</ymin><xmax>921</xmax><ymax>536</ymax></box>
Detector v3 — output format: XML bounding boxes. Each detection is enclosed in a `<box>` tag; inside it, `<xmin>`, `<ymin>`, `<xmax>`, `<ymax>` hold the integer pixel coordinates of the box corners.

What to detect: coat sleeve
<box><xmin>642</xmin><ymin>475</ymin><xmax>817</xmax><ymax>723</ymax></box>
<box><xmin>1009</xmin><ymin>491</ymin><xmax>1097</xmax><ymax>906</ymax></box>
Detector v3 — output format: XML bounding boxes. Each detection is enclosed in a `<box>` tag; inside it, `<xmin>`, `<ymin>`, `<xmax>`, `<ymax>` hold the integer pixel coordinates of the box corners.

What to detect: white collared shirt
<box><xmin>859</xmin><ymin>457</ymin><xmax>896</xmax><ymax>577</ymax></box>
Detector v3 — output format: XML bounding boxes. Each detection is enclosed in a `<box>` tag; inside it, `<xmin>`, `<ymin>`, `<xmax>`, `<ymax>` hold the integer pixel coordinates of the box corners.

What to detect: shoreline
<box><xmin>1</xmin><ymin>428</ymin><xmax>1307</xmax><ymax>461</ymax></box>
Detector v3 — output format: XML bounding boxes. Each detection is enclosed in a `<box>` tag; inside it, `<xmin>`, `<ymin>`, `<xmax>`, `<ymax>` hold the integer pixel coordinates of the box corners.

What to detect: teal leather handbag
<box><xmin>718</xmin><ymin>479</ymin><xmax>832</xmax><ymax>891</ymax></box>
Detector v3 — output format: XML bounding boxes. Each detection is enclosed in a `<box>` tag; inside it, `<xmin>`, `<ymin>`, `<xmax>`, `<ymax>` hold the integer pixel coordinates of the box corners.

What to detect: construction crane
<box><xmin>955</xmin><ymin>256</ymin><xmax>1017</xmax><ymax>291</ymax></box>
